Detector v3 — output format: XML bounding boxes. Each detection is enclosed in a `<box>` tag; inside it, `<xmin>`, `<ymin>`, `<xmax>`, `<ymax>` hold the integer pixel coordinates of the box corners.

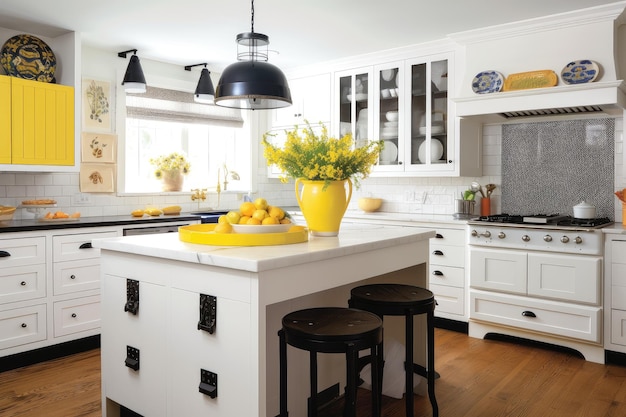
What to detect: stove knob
<box><xmin>481</xmin><ymin>231</ymin><xmax>491</xmax><ymax>238</ymax></box>
<box><xmin>498</xmin><ymin>232</ymin><xmax>506</xmax><ymax>239</ymax></box>
<box><xmin>471</xmin><ymin>230</ymin><xmax>478</xmax><ymax>237</ymax></box>
<box><xmin>575</xmin><ymin>236</ymin><xmax>583</xmax><ymax>244</ymax></box>
<box><xmin>543</xmin><ymin>235</ymin><xmax>552</xmax><ymax>242</ymax></box>
<box><xmin>522</xmin><ymin>235</ymin><xmax>530</xmax><ymax>242</ymax></box>
<box><xmin>560</xmin><ymin>236</ymin><xmax>570</xmax><ymax>243</ymax></box>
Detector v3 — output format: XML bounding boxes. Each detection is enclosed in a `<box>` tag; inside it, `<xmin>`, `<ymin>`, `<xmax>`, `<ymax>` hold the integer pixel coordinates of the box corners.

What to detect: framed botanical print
<box><xmin>82</xmin><ymin>78</ymin><xmax>112</xmax><ymax>132</ymax></box>
<box><xmin>81</xmin><ymin>132</ymin><xmax>116</xmax><ymax>163</ymax></box>
<box><xmin>80</xmin><ymin>163</ymin><xmax>116</xmax><ymax>193</ymax></box>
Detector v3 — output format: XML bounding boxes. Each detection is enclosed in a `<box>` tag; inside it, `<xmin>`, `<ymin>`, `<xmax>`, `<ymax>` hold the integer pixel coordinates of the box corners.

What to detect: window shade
<box><xmin>126</xmin><ymin>86</ymin><xmax>244</xmax><ymax>127</ymax></box>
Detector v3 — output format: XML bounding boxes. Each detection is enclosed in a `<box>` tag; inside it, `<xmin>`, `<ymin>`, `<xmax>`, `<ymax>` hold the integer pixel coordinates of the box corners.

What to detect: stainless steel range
<box><xmin>466</xmin><ymin>213</ymin><xmax>612</xmax><ymax>363</ymax></box>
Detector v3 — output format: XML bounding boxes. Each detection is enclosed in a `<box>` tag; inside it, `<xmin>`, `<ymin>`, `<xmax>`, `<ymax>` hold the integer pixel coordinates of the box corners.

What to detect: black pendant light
<box><xmin>214</xmin><ymin>0</ymin><xmax>292</xmax><ymax>110</ymax></box>
<box><xmin>185</xmin><ymin>63</ymin><xmax>215</xmax><ymax>104</ymax></box>
<box><xmin>118</xmin><ymin>49</ymin><xmax>147</xmax><ymax>93</ymax></box>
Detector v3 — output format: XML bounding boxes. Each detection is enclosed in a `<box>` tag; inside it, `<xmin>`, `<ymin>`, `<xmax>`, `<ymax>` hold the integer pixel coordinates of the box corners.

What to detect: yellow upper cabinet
<box><xmin>4</xmin><ymin>75</ymin><xmax>74</xmax><ymax>166</ymax></box>
<box><xmin>0</xmin><ymin>76</ymin><xmax>10</xmax><ymax>164</ymax></box>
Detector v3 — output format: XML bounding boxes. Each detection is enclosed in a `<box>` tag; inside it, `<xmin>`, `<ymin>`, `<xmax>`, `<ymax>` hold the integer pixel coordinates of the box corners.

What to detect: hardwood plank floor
<box><xmin>2</xmin><ymin>329</ymin><xmax>626</xmax><ymax>416</ymax></box>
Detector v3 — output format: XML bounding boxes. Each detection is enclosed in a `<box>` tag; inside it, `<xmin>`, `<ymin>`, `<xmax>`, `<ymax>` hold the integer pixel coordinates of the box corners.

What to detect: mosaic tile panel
<box><xmin>502</xmin><ymin>118</ymin><xmax>614</xmax><ymax>219</ymax></box>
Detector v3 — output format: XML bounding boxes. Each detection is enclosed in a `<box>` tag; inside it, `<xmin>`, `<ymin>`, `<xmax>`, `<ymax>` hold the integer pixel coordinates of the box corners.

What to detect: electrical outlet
<box><xmin>73</xmin><ymin>193</ymin><xmax>91</xmax><ymax>205</ymax></box>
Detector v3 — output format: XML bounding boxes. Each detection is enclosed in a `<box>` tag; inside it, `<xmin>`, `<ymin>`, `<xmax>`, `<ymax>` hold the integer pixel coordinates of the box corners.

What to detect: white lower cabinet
<box><xmin>0</xmin><ymin>304</ymin><xmax>46</xmax><ymax>349</ymax></box>
<box><xmin>605</xmin><ymin>236</ymin><xmax>626</xmax><ymax>354</ymax></box>
<box><xmin>429</xmin><ymin>226</ymin><xmax>468</xmax><ymax>321</ymax></box>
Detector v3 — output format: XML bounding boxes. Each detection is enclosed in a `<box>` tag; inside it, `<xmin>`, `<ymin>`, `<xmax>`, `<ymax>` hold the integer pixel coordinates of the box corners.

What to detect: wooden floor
<box><xmin>2</xmin><ymin>328</ymin><xmax>626</xmax><ymax>417</ymax></box>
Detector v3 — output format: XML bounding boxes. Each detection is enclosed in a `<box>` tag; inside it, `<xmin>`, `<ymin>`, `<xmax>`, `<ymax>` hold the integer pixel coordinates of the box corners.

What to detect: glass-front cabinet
<box><xmin>332</xmin><ymin>51</ymin><xmax>481</xmax><ymax>177</ymax></box>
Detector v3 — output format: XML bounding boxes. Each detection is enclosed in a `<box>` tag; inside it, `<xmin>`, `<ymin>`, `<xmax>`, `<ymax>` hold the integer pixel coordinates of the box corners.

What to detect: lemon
<box><xmin>280</xmin><ymin>218</ymin><xmax>292</xmax><ymax>224</ymax></box>
<box><xmin>218</xmin><ymin>215</ymin><xmax>229</xmax><ymax>224</ymax></box>
<box><xmin>214</xmin><ymin>222</ymin><xmax>233</xmax><ymax>233</ymax></box>
<box><xmin>253</xmin><ymin>198</ymin><xmax>268</xmax><ymax>211</ymax></box>
<box><xmin>262</xmin><ymin>216</ymin><xmax>279</xmax><ymax>225</ymax></box>
<box><xmin>131</xmin><ymin>209</ymin><xmax>144</xmax><ymax>217</ymax></box>
<box><xmin>239</xmin><ymin>215</ymin><xmax>251</xmax><ymax>224</ymax></box>
<box><xmin>268</xmin><ymin>206</ymin><xmax>285</xmax><ymax>220</ymax></box>
<box><xmin>246</xmin><ymin>217</ymin><xmax>262</xmax><ymax>225</ymax></box>
<box><xmin>240</xmin><ymin>201</ymin><xmax>256</xmax><ymax>217</ymax></box>
<box><xmin>226</xmin><ymin>210</ymin><xmax>241</xmax><ymax>224</ymax></box>
<box><xmin>252</xmin><ymin>209</ymin><xmax>268</xmax><ymax>222</ymax></box>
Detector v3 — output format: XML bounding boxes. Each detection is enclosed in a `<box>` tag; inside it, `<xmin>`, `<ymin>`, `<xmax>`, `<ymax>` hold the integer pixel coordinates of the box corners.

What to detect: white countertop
<box><xmin>92</xmin><ymin>222</ymin><xmax>436</xmax><ymax>272</ymax></box>
<box><xmin>602</xmin><ymin>223</ymin><xmax>626</xmax><ymax>234</ymax></box>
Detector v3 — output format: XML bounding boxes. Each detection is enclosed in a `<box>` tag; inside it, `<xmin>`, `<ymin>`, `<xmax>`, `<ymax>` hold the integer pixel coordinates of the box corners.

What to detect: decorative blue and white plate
<box><xmin>561</xmin><ymin>60</ymin><xmax>599</xmax><ymax>85</ymax></box>
<box><xmin>1</xmin><ymin>34</ymin><xmax>56</xmax><ymax>82</ymax></box>
<box><xmin>472</xmin><ymin>71</ymin><xmax>504</xmax><ymax>94</ymax></box>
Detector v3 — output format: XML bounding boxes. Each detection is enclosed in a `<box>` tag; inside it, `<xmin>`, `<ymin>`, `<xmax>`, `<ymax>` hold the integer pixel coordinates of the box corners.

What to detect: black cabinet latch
<box><xmin>125</xmin><ymin>345</ymin><xmax>140</xmax><ymax>371</ymax></box>
<box><xmin>198</xmin><ymin>294</ymin><xmax>216</xmax><ymax>334</ymax></box>
<box><xmin>124</xmin><ymin>279</ymin><xmax>139</xmax><ymax>315</ymax></box>
<box><xmin>199</xmin><ymin>369</ymin><xmax>217</xmax><ymax>398</ymax></box>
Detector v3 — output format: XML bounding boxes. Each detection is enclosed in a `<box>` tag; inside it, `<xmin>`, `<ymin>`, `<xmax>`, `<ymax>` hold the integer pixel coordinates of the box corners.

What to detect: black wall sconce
<box><xmin>118</xmin><ymin>49</ymin><xmax>147</xmax><ymax>93</ymax></box>
<box><xmin>185</xmin><ymin>63</ymin><xmax>215</xmax><ymax>104</ymax></box>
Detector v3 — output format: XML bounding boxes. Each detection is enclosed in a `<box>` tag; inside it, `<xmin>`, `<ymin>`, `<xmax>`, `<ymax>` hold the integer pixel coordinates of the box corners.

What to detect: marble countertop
<box><xmin>92</xmin><ymin>223</ymin><xmax>436</xmax><ymax>273</ymax></box>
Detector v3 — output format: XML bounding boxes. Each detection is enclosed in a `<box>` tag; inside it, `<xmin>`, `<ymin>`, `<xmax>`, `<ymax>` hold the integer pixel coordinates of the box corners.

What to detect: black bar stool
<box><xmin>278</xmin><ymin>307</ymin><xmax>383</xmax><ymax>417</ymax></box>
<box><xmin>349</xmin><ymin>283</ymin><xmax>438</xmax><ymax>417</ymax></box>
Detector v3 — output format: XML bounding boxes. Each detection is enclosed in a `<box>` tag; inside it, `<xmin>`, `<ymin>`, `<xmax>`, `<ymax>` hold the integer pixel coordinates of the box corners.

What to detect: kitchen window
<box><xmin>122</xmin><ymin>85</ymin><xmax>250</xmax><ymax>194</ymax></box>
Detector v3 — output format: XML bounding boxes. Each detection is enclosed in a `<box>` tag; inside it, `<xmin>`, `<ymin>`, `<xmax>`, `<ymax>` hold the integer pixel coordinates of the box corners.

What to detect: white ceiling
<box><xmin>0</xmin><ymin>0</ymin><xmax>623</xmax><ymax>72</ymax></box>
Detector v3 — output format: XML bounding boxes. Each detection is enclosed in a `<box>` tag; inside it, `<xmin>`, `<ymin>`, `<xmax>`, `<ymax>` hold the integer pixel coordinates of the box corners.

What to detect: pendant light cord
<box><xmin>250</xmin><ymin>0</ymin><xmax>255</xmax><ymax>34</ymax></box>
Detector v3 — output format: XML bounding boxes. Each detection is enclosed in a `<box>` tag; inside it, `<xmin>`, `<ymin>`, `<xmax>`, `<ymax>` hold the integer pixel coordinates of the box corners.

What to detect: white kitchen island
<box><xmin>93</xmin><ymin>223</ymin><xmax>435</xmax><ymax>417</ymax></box>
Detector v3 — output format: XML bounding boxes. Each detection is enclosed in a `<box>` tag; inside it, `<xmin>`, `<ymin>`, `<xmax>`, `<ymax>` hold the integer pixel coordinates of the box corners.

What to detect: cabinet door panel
<box><xmin>469</xmin><ymin>247</ymin><xmax>527</xmax><ymax>294</ymax></box>
<box><xmin>0</xmin><ymin>304</ymin><xmax>47</xmax><ymax>349</ymax></box>
<box><xmin>0</xmin><ymin>264</ymin><xmax>46</xmax><ymax>304</ymax></box>
<box><xmin>53</xmin><ymin>295</ymin><xmax>100</xmax><ymax>337</ymax></box>
<box><xmin>528</xmin><ymin>253</ymin><xmax>601</xmax><ymax>305</ymax></box>
<box><xmin>0</xmin><ymin>236</ymin><xmax>45</xmax><ymax>268</ymax></box>
<box><xmin>0</xmin><ymin>75</ymin><xmax>10</xmax><ymax>163</ymax></box>
<box><xmin>53</xmin><ymin>259</ymin><xmax>100</xmax><ymax>295</ymax></box>
<box><xmin>11</xmin><ymin>78</ymin><xmax>74</xmax><ymax>166</ymax></box>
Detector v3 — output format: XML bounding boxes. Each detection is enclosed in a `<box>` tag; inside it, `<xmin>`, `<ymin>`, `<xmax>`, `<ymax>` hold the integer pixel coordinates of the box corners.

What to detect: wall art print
<box><xmin>82</xmin><ymin>78</ymin><xmax>112</xmax><ymax>132</ymax></box>
<box><xmin>81</xmin><ymin>132</ymin><xmax>116</xmax><ymax>163</ymax></box>
<box><xmin>80</xmin><ymin>163</ymin><xmax>116</xmax><ymax>193</ymax></box>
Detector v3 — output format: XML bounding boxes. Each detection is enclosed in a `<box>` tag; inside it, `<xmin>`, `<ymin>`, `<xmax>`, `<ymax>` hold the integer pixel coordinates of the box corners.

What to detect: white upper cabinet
<box><xmin>272</xmin><ymin>73</ymin><xmax>331</xmax><ymax>128</ymax></box>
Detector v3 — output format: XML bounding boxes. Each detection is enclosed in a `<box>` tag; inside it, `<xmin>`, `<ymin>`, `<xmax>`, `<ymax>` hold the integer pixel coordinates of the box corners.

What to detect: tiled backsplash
<box><xmin>501</xmin><ymin>118</ymin><xmax>615</xmax><ymax>219</ymax></box>
<box><xmin>1</xmin><ymin>117</ymin><xmax>623</xmax><ymax>220</ymax></box>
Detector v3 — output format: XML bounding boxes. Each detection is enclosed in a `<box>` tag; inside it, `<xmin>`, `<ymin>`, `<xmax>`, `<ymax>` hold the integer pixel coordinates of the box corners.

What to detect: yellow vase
<box><xmin>295</xmin><ymin>178</ymin><xmax>353</xmax><ymax>236</ymax></box>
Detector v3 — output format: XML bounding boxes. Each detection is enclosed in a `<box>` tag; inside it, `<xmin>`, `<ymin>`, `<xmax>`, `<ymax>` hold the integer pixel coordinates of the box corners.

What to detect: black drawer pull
<box><xmin>71</xmin><ymin>313</ymin><xmax>77</xmax><ymax>318</ymax></box>
<box><xmin>79</xmin><ymin>242</ymin><xmax>92</xmax><ymax>249</ymax></box>
<box><xmin>522</xmin><ymin>310</ymin><xmax>536</xmax><ymax>318</ymax></box>
<box><xmin>0</xmin><ymin>250</ymin><xmax>10</xmax><ymax>257</ymax></box>
<box><xmin>70</xmin><ymin>275</ymin><xmax>76</xmax><ymax>280</ymax></box>
<box><xmin>21</xmin><ymin>323</ymin><xmax>27</xmax><ymax>328</ymax></box>
<box><xmin>432</xmin><ymin>250</ymin><xmax>444</xmax><ymax>256</ymax></box>
<box><xmin>435</xmin><ymin>233</ymin><xmax>443</xmax><ymax>239</ymax></box>
<box><xmin>432</xmin><ymin>270</ymin><xmax>444</xmax><ymax>276</ymax></box>
<box><xmin>20</xmin><ymin>281</ymin><xmax>26</xmax><ymax>286</ymax></box>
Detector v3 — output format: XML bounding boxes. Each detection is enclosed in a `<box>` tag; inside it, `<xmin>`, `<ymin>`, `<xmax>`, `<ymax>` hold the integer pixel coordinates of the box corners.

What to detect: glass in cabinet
<box><xmin>374</xmin><ymin>62</ymin><xmax>403</xmax><ymax>170</ymax></box>
<box><xmin>335</xmin><ymin>68</ymin><xmax>372</xmax><ymax>150</ymax></box>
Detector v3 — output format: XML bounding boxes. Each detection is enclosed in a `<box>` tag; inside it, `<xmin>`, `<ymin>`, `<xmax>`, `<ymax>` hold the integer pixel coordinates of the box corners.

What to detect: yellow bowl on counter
<box><xmin>358</xmin><ymin>198</ymin><xmax>382</xmax><ymax>213</ymax></box>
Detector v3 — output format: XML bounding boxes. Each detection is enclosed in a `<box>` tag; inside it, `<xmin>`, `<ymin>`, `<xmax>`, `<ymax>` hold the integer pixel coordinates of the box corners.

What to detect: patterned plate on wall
<box><xmin>1</xmin><ymin>34</ymin><xmax>56</xmax><ymax>82</ymax></box>
<box><xmin>471</xmin><ymin>70</ymin><xmax>504</xmax><ymax>94</ymax></box>
<box><xmin>561</xmin><ymin>60</ymin><xmax>599</xmax><ymax>85</ymax></box>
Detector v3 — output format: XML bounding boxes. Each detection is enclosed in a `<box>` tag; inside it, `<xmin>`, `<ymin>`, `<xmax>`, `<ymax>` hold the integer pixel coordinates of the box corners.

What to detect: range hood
<box><xmin>454</xmin><ymin>80</ymin><xmax>626</xmax><ymax>123</ymax></box>
<box><xmin>450</xmin><ymin>2</ymin><xmax>626</xmax><ymax>123</ymax></box>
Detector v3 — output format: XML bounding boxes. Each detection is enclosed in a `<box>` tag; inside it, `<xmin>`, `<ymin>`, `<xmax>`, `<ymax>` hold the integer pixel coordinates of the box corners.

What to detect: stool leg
<box><xmin>405</xmin><ymin>312</ymin><xmax>414</xmax><ymax>417</ymax></box>
<box><xmin>427</xmin><ymin>310</ymin><xmax>439</xmax><ymax>417</ymax></box>
<box><xmin>344</xmin><ymin>345</ymin><xmax>357</xmax><ymax>417</ymax></box>
<box><xmin>310</xmin><ymin>351</ymin><xmax>318</xmax><ymax>417</ymax></box>
<box><xmin>370</xmin><ymin>342</ymin><xmax>382</xmax><ymax>417</ymax></box>
<box><xmin>278</xmin><ymin>329</ymin><xmax>288</xmax><ymax>417</ymax></box>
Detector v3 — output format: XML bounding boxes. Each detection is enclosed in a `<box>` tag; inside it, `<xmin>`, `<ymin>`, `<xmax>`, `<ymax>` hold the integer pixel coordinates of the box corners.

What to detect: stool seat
<box><xmin>350</xmin><ymin>284</ymin><xmax>438</xmax><ymax>417</ymax></box>
<box><xmin>278</xmin><ymin>307</ymin><xmax>383</xmax><ymax>417</ymax></box>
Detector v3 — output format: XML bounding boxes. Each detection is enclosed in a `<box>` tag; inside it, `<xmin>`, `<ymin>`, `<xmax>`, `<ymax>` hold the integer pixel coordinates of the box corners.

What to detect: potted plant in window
<box><xmin>262</xmin><ymin>122</ymin><xmax>383</xmax><ymax>236</ymax></box>
<box><xmin>150</xmin><ymin>152</ymin><xmax>191</xmax><ymax>192</ymax></box>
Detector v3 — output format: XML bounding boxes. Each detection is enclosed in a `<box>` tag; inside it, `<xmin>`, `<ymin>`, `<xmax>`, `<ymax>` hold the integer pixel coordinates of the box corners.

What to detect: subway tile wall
<box><xmin>1</xmin><ymin>118</ymin><xmax>623</xmax><ymax>220</ymax></box>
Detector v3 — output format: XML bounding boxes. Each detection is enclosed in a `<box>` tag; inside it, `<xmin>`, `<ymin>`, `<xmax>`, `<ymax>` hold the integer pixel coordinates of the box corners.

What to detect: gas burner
<box><xmin>557</xmin><ymin>217</ymin><xmax>612</xmax><ymax>227</ymax></box>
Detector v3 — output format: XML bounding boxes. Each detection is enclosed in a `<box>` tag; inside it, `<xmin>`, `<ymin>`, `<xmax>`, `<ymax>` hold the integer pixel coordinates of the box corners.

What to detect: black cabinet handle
<box><xmin>432</xmin><ymin>250</ymin><xmax>444</xmax><ymax>256</ymax></box>
<box><xmin>21</xmin><ymin>323</ymin><xmax>27</xmax><ymax>328</ymax></box>
<box><xmin>522</xmin><ymin>310</ymin><xmax>536</xmax><ymax>318</ymax></box>
<box><xmin>0</xmin><ymin>250</ymin><xmax>10</xmax><ymax>257</ymax></box>
<box><xmin>71</xmin><ymin>313</ymin><xmax>77</xmax><ymax>318</ymax></box>
<box><xmin>432</xmin><ymin>270</ymin><xmax>444</xmax><ymax>276</ymax></box>
<box><xmin>70</xmin><ymin>275</ymin><xmax>76</xmax><ymax>280</ymax></box>
<box><xmin>435</xmin><ymin>233</ymin><xmax>443</xmax><ymax>239</ymax></box>
<box><xmin>79</xmin><ymin>243</ymin><xmax>92</xmax><ymax>249</ymax></box>
<box><xmin>20</xmin><ymin>281</ymin><xmax>26</xmax><ymax>286</ymax></box>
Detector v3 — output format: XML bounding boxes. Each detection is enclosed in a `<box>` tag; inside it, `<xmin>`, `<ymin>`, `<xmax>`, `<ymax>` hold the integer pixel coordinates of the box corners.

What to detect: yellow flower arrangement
<box><xmin>150</xmin><ymin>152</ymin><xmax>191</xmax><ymax>180</ymax></box>
<box><xmin>262</xmin><ymin>122</ymin><xmax>383</xmax><ymax>189</ymax></box>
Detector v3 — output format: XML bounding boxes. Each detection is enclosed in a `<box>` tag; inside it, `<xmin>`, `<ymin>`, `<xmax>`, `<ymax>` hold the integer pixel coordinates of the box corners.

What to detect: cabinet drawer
<box><xmin>53</xmin><ymin>231</ymin><xmax>117</xmax><ymax>262</ymax></box>
<box><xmin>0</xmin><ymin>264</ymin><xmax>46</xmax><ymax>304</ymax></box>
<box><xmin>430</xmin><ymin>283</ymin><xmax>464</xmax><ymax>316</ymax></box>
<box><xmin>53</xmin><ymin>259</ymin><xmax>100</xmax><ymax>295</ymax></box>
<box><xmin>430</xmin><ymin>244</ymin><xmax>465</xmax><ymax>268</ymax></box>
<box><xmin>430</xmin><ymin>228</ymin><xmax>466</xmax><ymax>246</ymax></box>
<box><xmin>53</xmin><ymin>296</ymin><xmax>100</xmax><ymax>337</ymax></box>
<box><xmin>611</xmin><ymin>309</ymin><xmax>626</xmax><ymax>346</ymax></box>
<box><xmin>0</xmin><ymin>304</ymin><xmax>46</xmax><ymax>350</ymax></box>
<box><xmin>428</xmin><ymin>264</ymin><xmax>464</xmax><ymax>287</ymax></box>
<box><xmin>470</xmin><ymin>290</ymin><xmax>601</xmax><ymax>343</ymax></box>
<box><xmin>0</xmin><ymin>236</ymin><xmax>45</xmax><ymax>268</ymax></box>
<box><xmin>611</xmin><ymin>241</ymin><xmax>626</xmax><ymax>265</ymax></box>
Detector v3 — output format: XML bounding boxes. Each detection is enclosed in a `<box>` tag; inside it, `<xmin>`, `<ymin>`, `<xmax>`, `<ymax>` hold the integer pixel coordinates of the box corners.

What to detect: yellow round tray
<box><xmin>178</xmin><ymin>224</ymin><xmax>309</xmax><ymax>246</ymax></box>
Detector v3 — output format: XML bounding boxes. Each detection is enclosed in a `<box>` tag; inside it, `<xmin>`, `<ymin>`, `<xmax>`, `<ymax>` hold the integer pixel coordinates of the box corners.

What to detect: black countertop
<box><xmin>0</xmin><ymin>213</ymin><xmax>202</xmax><ymax>233</ymax></box>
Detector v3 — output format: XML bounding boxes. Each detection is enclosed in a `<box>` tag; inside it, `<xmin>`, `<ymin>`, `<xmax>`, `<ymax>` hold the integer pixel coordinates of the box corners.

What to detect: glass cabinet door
<box><xmin>407</xmin><ymin>57</ymin><xmax>449</xmax><ymax>168</ymax></box>
<box><xmin>374</xmin><ymin>62</ymin><xmax>403</xmax><ymax>168</ymax></box>
<box><xmin>336</xmin><ymin>69</ymin><xmax>372</xmax><ymax>148</ymax></box>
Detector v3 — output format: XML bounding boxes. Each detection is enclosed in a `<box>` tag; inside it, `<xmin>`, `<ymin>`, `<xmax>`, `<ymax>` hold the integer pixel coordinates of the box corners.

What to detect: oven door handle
<box><xmin>521</xmin><ymin>310</ymin><xmax>536</xmax><ymax>318</ymax></box>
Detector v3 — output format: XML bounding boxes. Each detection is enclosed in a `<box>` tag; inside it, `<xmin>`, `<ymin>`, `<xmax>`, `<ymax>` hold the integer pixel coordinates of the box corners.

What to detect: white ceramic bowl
<box><xmin>381</xmin><ymin>89</ymin><xmax>391</xmax><ymax>99</ymax></box>
<box><xmin>358</xmin><ymin>198</ymin><xmax>383</xmax><ymax>212</ymax></box>
<box><xmin>386</xmin><ymin>111</ymin><xmax>398</xmax><ymax>122</ymax></box>
<box><xmin>417</xmin><ymin>139</ymin><xmax>444</xmax><ymax>163</ymax></box>
<box><xmin>231</xmin><ymin>224</ymin><xmax>293</xmax><ymax>234</ymax></box>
